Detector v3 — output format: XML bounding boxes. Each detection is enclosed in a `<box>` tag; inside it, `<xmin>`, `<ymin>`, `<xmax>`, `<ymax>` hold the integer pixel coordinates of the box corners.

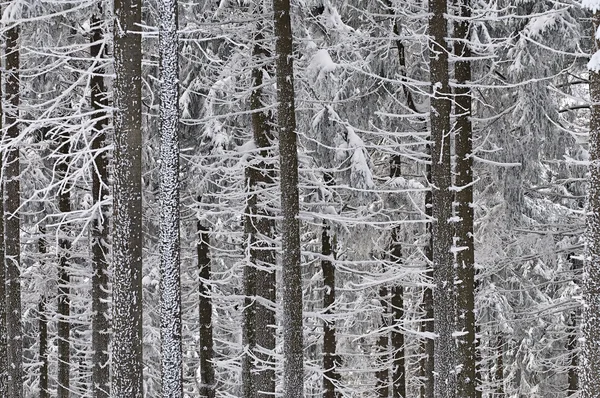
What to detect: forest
<box><xmin>0</xmin><ymin>0</ymin><xmax>599</xmax><ymax>398</ymax></box>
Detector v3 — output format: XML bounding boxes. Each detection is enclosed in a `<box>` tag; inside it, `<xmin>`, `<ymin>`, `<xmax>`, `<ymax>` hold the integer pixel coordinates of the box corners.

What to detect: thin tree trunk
<box><xmin>390</xmin><ymin>239</ymin><xmax>405</xmax><ymax>398</ymax></box>
<box><xmin>453</xmin><ymin>0</ymin><xmax>476</xmax><ymax>397</ymax></box>
<box><xmin>420</xmin><ymin>148</ymin><xmax>434</xmax><ymax>398</ymax></box>
<box><xmin>197</xmin><ymin>220</ymin><xmax>215</xmax><ymax>398</ymax></box>
<box><xmin>5</xmin><ymin>14</ymin><xmax>22</xmax><ymax>398</ymax></box>
<box><xmin>38</xmin><ymin>225</ymin><xmax>48</xmax><ymax>398</ymax></box>
<box><xmin>567</xmin><ymin>254</ymin><xmax>582</xmax><ymax>396</ymax></box>
<box><xmin>112</xmin><ymin>0</ymin><xmax>144</xmax><ymax>395</ymax></box>
<box><xmin>242</xmin><ymin>179</ymin><xmax>257</xmax><ymax>398</ymax></box>
<box><xmin>322</xmin><ymin>173</ymin><xmax>340</xmax><ymax>398</ymax></box>
<box><xmin>0</xmin><ymin>72</ymin><xmax>6</xmax><ymax>397</ymax></box>
<box><xmin>57</xmin><ymin>132</ymin><xmax>72</xmax><ymax>398</ymax></box>
<box><xmin>582</xmin><ymin>9</ymin><xmax>600</xmax><ymax>398</ymax></box>
<box><xmin>90</xmin><ymin>6</ymin><xmax>110</xmax><ymax>398</ymax></box>
<box><xmin>158</xmin><ymin>0</ymin><xmax>182</xmax><ymax>397</ymax></box>
<box><xmin>494</xmin><ymin>336</ymin><xmax>504</xmax><ymax>397</ymax></box>
<box><xmin>429</xmin><ymin>0</ymin><xmax>455</xmax><ymax>395</ymax></box>
<box><xmin>376</xmin><ymin>285</ymin><xmax>389</xmax><ymax>396</ymax></box>
<box><xmin>273</xmin><ymin>0</ymin><xmax>303</xmax><ymax>395</ymax></box>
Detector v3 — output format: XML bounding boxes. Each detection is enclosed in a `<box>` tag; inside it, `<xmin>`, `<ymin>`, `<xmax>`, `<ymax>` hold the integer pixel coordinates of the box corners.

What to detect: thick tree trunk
<box><xmin>158</xmin><ymin>0</ymin><xmax>183</xmax><ymax>397</ymax></box>
<box><xmin>90</xmin><ymin>7</ymin><xmax>110</xmax><ymax>398</ymax></box>
<box><xmin>38</xmin><ymin>226</ymin><xmax>48</xmax><ymax>398</ymax></box>
<box><xmin>5</xmin><ymin>15</ymin><xmax>22</xmax><ymax>398</ymax></box>
<box><xmin>322</xmin><ymin>173</ymin><xmax>340</xmax><ymax>398</ymax></box>
<box><xmin>112</xmin><ymin>0</ymin><xmax>144</xmax><ymax>396</ymax></box>
<box><xmin>57</xmin><ymin>132</ymin><xmax>72</xmax><ymax>398</ymax></box>
<box><xmin>243</xmin><ymin>19</ymin><xmax>277</xmax><ymax>397</ymax></box>
<box><xmin>453</xmin><ymin>0</ymin><xmax>476</xmax><ymax>397</ymax></box>
<box><xmin>197</xmin><ymin>221</ymin><xmax>215</xmax><ymax>398</ymax></box>
<box><xmin>428</xmin><ymin>0</ymin><xmax>455</xmax><ymax>396</ymax></box>
<box><xmin>273</xmin><ymin>0</ymin><xmax>303</xmax><ymax>396</ymax></box>
<box><xmin>583</xmin><ymin>9</ymin><xmax>600</xmax><ymax>398</ymax></box>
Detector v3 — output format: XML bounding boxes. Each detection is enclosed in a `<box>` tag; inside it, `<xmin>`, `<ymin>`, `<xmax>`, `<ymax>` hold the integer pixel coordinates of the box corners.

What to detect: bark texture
<box><xmin>453</xmin><ymin>0</ymin><xmax>476</xmax><ymax>396</ymax></box>
<box><xmin>112</xmin><ymin>0</ymin><xmax>144</xmax><ymax>396</ymax></box>
<box><xmin>322</xmin><ymin>173</ymin><xmax>340</xmax><ymax>398</ymax></box>
<box><xmin>198</xmin><ymin>221</ymin><xmax>215</xmax><ymax>398</ymax></box>
<box><xmin>158</xmin><ymin>0</ymin><xmax>183</xmax><ymax>397</ymax></box>
<box><xmin>38</xmin><ymin>226</ymin><xmax>48</xmax><ymax>398</ymax></box>
<box><xmin>583</xmin><ymin>10</ymin><xmax>600</xmax><ymax>398</ymax></box>
<box><xmin>428</xmin><ymin>0</ymin><xmax>455</xmax><ymax>396</ymax></box>
<box><xmin>243</xmin><ymin>18</ymin><xmax>277</xmax><ymax>397</ymax></box>
<box><xmin>90</xmin><ymin>6</ymin><xmax>110</xmax><ymax>398</ymax></box>
<box><xmin>273</xmin><ymin>0</ymin><xmax>303</xmax><ymax>396</ymax></box>
<box><xmin>57</xmin><ymin>130</ymin><xmax>72</xmax><ymax>398</ymax></box>
<box><xmin>5</xmin><ymin>16</ymin><xmax>22</xmax><ymax>398</ymax></box>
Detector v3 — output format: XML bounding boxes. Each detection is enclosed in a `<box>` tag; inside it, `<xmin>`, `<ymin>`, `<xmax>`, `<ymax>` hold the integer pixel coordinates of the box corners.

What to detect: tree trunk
<box><xmin>420</xmin><ymin>147</ymin><xmax>434</xmax><ymax>398</ymax></box>
<box><xmin>90</xmin><ymin>6</ymin><xmax>110</xmax><ymax>398</ymax></box>
<box><xmin>197</xmin><ymin>220</ymin><xmax>215</xmax><ymax>398</ymax></box>
<box><xmin>273</xmin><ymin>0</ymin><xmax>303</xmax><ymax>395</ymax></box>
<box><xmin>453</xmin><ymin>0</ymin><xmax>476</xmax><ymax>397</ymax></box>
<box><xmin>583</xmin><ymin>9</ymin><xmax>600</xmax><ymax>398</ymax></box>
<box><xmin>390</xmin><ymin>233</ymin><xmax>405</xmax><ymax>398</ymax></box>
<box><xmin>158</xmin><ymin>0</ymin><xmax>183</xmax><ymax>397</ymax></box>
<box><xmin>428</xmin><ymin>0</ymin><xmax>455</xmax><ymax>396</ymax></box>
<box><xmin>112</xmin><ymin>0</ymin><xmax>144</xmax><ymax>395</ymax></box>
<box><xmin>243</xmin><ymin>17</ymin><xmax>277</xmax><ymax>397</ymax></box>
<box><xmin>376</xmin><ymin>286</ymin><xmax>389</xmax><ymax>397</ymax></box>
<box><xmin>38</xmin><ymin>226</ymin><xmax>48</xmax><ymax>398</ymax></box>
<box><xmin>322</xmin><ymin>173</ymin><xmax>340</xmax><ymax>398</ymax></box>
<box><xmin>0</xmin><ymin>74</ymin><xmax>6</xmax><ymax>397</ymax></box>
<box><xmin>5</xmin><ymin>14</ymin><xmax>22</xmax><ymax>398</ymax></box>
<box><xmin>567</xmin><ymin>254</ymin><xmax>582</xmax><ymax>396</ymax></box>
<box><xmin>494</xmin><ymin>336</ymin><xmax>504</xmax><ymax>397</ymax></box>
<box><xmin>57</xmin><ymin>132</ymin><xmax>72</xmax><ymax>398</ymax></box>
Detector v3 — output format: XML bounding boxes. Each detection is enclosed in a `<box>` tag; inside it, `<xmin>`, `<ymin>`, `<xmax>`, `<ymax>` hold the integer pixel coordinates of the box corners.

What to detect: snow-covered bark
<box><xmin>158</xmin><ymin>0</ymin><xmax>183</xmax><ymax>397</ymax></box>
<box><xmin>4</xmin><ymin>14</ymin><xmax>22</xmax><ymax>398</ymax></box>
<box><xmin>453</xmin><ymin>0</ymin><xmax>476</xmax><ymax>397</ymax></box>
<box><xmin>582</xmin><ymin>7</ymin><xmax>600</xmax><ymax>398</ymax></box>
<box><xmin>0</xmin><ymin>135</ymin><xmax>6</xmax><ymax>398</ymax></box>
<box><xmin>274</xmin><ymin>0</ymin><xmax>303</xmax><ymax>396</ymax></box>
<box><xmin>90</xmin><ymin>5</ymin><xmax>111</xmax><ymax>398</ymax></box>
<box><xmin>112</xmin><ymin>0</ymin><xmax>144</xmax><ymax>396</ymax></box>
<box><xmin>428</xmin><ymin>0</ymin><xmax>455</xmax><ymax>396</ymax></box>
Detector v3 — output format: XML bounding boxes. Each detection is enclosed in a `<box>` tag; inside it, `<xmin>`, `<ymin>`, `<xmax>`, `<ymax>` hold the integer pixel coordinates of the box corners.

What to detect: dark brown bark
<box><xmin>38</xmin><ymin>226</ymin><xmax>48</xmax><ymax>398</ymax></box>
<box><xmin>429</xmin><ymin>0</ymin><xmax>455</xmax><ymax>395</ymax></box>
<box><xmin>198</xmin><ymin>220</ymin><xmax>215</xmax><ymax>398</ymax></box>
<box><xmin>90</xmin><ymin>6</ymin><xmax>110</xmax><ymax>398</ymax></box>
<box><xmin>273</xmin><ymin>0</ymin><xmax>303</xmax><ymax>396</ymax></box>
<box><xmin>322</xmin><ymin>174</ymin><xmax>340</xmax><ymax>398</ymax></box>
<box><xmin>112</xmin><ymin>0</ymin><xmax>144</xmax><ymax>395</ymax></box>
<box><xmin>453</xmin><ymin>0</ymin><xmax>476</xmax><ymax>397</ymax></box>
<box><xmin>5</xmin><ymin>15</ymin><xmax>22</xmax><ymax>398</ymax></box>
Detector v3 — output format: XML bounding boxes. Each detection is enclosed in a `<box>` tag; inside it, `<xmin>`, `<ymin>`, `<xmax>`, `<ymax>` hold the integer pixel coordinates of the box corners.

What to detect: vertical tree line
<box><xmin>0</xmin><ymin>1</ymin><xmax>595</xmax><ymax>398</ymax></box>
